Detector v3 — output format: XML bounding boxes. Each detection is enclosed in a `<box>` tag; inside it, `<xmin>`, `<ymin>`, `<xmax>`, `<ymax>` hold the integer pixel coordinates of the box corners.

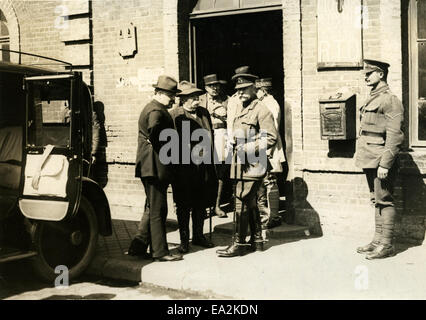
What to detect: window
<box><xmin>410</xmin><ymin>0</ymin><xmax>426</xmax><ymax>145</ymax></box>
<box><xmin>27</xmin><ymin>79</ymin><xmax>71</xmax><ymax>147</ymax></box>
<box><xmin>0</xmin><ymin>10</ymin><xmax>10</xmax><ymax>62</ymax></box>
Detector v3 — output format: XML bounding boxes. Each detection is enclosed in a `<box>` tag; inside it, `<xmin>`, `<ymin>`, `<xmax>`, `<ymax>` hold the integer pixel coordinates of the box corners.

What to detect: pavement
<box><xmin>86</xmin><ymin>192</ymin><xmax>426</xmax><ymax>300</ymax></box>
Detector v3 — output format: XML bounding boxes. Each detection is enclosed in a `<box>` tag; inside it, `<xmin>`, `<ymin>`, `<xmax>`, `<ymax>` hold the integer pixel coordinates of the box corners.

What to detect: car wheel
<box><xmin>31</xmin><ymin>196</ymin><xmax>98</xmax><ymax>283</ymax></box>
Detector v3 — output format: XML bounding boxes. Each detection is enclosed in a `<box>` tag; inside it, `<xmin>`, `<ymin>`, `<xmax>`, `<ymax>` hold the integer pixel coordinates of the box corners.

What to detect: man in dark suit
<box><xmin>128</xmin><ymin>75</ymin><xmax>183</xmax><ymax>262</ymax></box>
<box><xmin>170</xmin><ymin>81</ymin><xmax>218</xmax><ymax>253</ymax></box>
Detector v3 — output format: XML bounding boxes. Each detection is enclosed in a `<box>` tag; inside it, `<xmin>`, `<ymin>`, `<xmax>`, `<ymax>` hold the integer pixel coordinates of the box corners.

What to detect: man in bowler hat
<box><xmin>199</xmin><ymin>74</ymin><xmax>230</xmax><ymax>218</ymax></box>
<box><xmin>217</xmin><ymin>66</ymin><xmax>277</xmax><ymax>257</ymax></box>
<box><xmin>355</xmin><ymin>59</ymin><xmax>404</xmax><ymax>259</ymax></box>
<box><xmin>169</xmin><ymin>81</ymin><xmax>217</xmax><ymax>253</ymax></box>
<box><xmin>128</xmin><ymin>75</ymin><xmax>183</xmax><ymax>262</ymax></box>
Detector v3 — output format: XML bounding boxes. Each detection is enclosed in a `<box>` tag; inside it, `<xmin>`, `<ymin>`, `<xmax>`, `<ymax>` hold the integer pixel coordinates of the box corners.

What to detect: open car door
<box><xmin>18</xmin><ymin>73</ymin><xmax>83</xmax><ymax>221</ymax></box>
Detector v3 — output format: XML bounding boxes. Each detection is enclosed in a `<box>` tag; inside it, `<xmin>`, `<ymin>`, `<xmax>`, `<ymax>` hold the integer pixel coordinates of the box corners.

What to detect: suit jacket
<box><xmin>169</xmin><ymin>106</ymin><xmax>218</xmax><ymax>208</ymax></box>
<box><xmin>135</xmin><ymin>99</ymin><xmax>175</xmax><ymax>183</ymax></box>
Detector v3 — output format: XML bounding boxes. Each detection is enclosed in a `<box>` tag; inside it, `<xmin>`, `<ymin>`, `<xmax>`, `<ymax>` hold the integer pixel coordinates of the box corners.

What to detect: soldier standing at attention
<box><xmin>355</xmin><ymin>59</ymin><xmax>404</xmax><ymax>260</ymax></box>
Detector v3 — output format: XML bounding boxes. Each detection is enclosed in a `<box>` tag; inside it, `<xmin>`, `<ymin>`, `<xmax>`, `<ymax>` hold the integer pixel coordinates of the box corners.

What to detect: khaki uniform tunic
<box><xmin>229</xmin><ymin>98</ymin><xmax>277</xmax><ymax>180</ymax></box>
<box><xmin>355</xmin><ymin>83</ymin><xmax>404</xmax><ymax>169</ymax></box>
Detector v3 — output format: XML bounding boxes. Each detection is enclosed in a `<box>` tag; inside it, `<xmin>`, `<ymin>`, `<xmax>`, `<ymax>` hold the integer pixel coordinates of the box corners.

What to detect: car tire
<box><xmin>31</xmin><ymin>196</ymin><xmax>98</xmax><ymax>284</ymax></box>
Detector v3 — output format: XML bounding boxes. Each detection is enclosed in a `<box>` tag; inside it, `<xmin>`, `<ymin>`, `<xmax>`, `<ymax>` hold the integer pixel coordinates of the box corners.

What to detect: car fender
<box><xmin>81</xmin><ymin>177</ymin><xmax>112</xmax><ymax>236</ymax></box>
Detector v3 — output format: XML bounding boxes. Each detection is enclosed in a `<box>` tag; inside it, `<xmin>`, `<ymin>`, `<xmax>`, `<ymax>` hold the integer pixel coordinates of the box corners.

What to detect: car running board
<box><xmin>0</xmin><ymin>247</ymin><xmax>37</xmax><ymax>263</ymax></box>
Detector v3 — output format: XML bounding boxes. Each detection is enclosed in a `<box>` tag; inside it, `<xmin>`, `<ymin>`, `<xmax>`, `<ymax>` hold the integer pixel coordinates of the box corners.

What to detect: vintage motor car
<box><xmin>0</xmin><ymin>52</ymin><xmax>112</xmax><ymax>282</ymax></box>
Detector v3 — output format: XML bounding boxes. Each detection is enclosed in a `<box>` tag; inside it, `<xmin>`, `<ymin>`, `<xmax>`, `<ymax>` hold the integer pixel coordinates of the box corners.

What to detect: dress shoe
<box><xmin>177</xmin><ymin>242</ymin><xmax>189</xmax><ymax>253</ymax></box>
<box><xmin>356</xmin><ymin>241</ymin><xmax>379</xmax><ymax>254</ymax></box>
<box><xmin>154</xmin><ymin>254</ymin><xmax>183</xmax><ymax>262</ymax></box>
<box><xmin>216</xmin><ymin>243</ymin><xmax>245</xmax><ymax>257</ymax></box>
<box><xmin>215</xmin><ymin>207</ymin><xmax>228</xmax><ymax>218</ymax></box>
<box><xmin>366</xmin><ymin>244</ymin><xmax>395</xmax><ymax>260</ymax></box>
<box><xmin>192</xmin><ymin>236</ymin><xmax>214</xmax><ymax>248</ymax></box>
<box><xmin>127</xmin><ymin>238</ymin><xmax>148</xmax><ymax>257</ymax></box>
<box><xmin>248</xmin><ymin>238</ymin><xmax>264</xmax><ymax>252</ymax></box>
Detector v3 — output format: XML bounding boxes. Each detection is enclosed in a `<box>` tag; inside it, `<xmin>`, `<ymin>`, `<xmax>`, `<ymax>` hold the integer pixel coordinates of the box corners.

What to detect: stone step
<box><xmin>213</xmin><ymin>222</ymin><xmax>311</xmax><ymax>239</ymax></box>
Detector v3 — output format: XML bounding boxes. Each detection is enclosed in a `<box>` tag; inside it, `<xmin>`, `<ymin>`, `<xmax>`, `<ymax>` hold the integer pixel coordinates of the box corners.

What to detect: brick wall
<box><xmin>284</xmin><ymin>0</ymin><xmax>426</xmax><ymax>243</ymax></box>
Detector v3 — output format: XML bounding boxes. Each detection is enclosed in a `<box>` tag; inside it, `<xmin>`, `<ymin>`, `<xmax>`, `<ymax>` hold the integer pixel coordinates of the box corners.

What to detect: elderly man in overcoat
<box><xmin>128</xmin><ymin>75</ymin><xmax>183</xmax><ymax>262</ymax></box>
<box><xmin>170</xmin><ymin>81</ymin><xmax>218</xmax><ymax>253</ymax></box>
<box><xmin>355</xmin><ymin>59</ymin><xmax>404</xmax><ymax>260</ymax></box>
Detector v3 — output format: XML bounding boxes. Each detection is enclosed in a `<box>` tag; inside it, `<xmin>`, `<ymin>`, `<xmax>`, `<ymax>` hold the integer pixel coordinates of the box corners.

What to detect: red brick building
<box><xmin>3</xmin><ymin>0</ymin><xmax>425</xmax><ymax>243</ymax></box>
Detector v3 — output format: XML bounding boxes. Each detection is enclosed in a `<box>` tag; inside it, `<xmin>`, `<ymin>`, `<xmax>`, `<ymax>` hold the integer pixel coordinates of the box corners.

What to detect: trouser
<box><xmin>176</xmin><ymin>206</ymin><xmax>206</xmax><ymax>243</ymax></box>
<box><xmin>234</xmin><ymin>180</ymin><xmax>262</xmax><ymax>244</ymax></box>
<box><xmin>257</xmin><ymin>172</ymin><xmax>281</xmax><ymax>224</ymax></box>
<box><xmin>136</xmin><ymin>178</ymin><xmax>169</xmax><ymax>258</ymax></box>
<box><xmin>364</xmin><ymin>168</ymin><xmax>397</xmax><ymax>246</ymax></box>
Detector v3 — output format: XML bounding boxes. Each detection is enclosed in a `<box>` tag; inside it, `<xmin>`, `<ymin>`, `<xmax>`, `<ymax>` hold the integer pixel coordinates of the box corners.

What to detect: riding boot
<box><xmin>249</xmin><ymin>207</ymin><xmax>264</xmax><ymax>252</ymax></box>
<box><xmin>176</xmin><ymin>206</ymin><xmax>190</xmax><ymax>253</ymax></box>
<box><xmin>357</xmin><ymin>206</ymin><xmax>382</xmax><ymax>254</ymax></box>
<box><xmin>366</xmin><ymin>206</ymin><xmax>396</xmax><ymax>260</ymax></box>
<box><xmin>217</xmin><ymin>205</ymin><xmax>248</xmax><ymax>257</ymax></box>
<box><xmin>266</xmin><ymin>175</ymin><xmax>281</xmax><ymax>228</ymax></box>
<box><xmin>257</xmin><ymin>180</ymin><xmax>269</xmax><ymax>225</ymax></box>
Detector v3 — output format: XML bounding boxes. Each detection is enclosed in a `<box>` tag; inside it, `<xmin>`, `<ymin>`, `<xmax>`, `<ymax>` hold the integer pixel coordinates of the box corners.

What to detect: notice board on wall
<box><xmin>317</xmin><ymin>0</ymin><xmax>363</xmax><ymax>69</ymax></box>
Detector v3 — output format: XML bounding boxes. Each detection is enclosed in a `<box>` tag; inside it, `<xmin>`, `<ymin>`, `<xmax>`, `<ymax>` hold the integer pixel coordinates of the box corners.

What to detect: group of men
<box><xmin>128</xmin><ymin>66</ymin><xmax>286</xmax><ymax>261</ymax></box>
<box><xmin>127</xmin><ymin>58</ymin><xmax>404</xmax><ymax>262</ymax></box>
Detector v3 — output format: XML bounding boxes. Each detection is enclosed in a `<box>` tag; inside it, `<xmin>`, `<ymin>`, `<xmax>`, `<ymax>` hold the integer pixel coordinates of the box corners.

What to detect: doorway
<box><xmin>190</xmin><ymin>10</ymin><xmax>284</xmax><ymax>109</ymax></box>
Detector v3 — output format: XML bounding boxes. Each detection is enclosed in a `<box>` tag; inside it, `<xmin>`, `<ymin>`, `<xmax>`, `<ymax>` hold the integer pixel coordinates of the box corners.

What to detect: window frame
<box><xmin>409</xmin><ymin>0</ymin><xmax>426</xmax><ymax>146</ymax></box>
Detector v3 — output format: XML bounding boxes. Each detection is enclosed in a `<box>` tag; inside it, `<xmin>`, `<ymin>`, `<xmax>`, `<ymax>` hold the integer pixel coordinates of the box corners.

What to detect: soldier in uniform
<box><xmin>199</xmin><ymin>74</ymin><xmax>230</xmax><ymax>218</ymax></box>
<box><xmin>255</xmin><ymin>78</ymin><xmax>286</xmax><ymax>229</ymax></box>
<box><xmin>217</xmin><ymin>66</ymin><xmax>277</xmax><ymax>257</ymax></box>
<box><xmin>128</xmin><ymin>75</ymin><xmax>183</xmax><ymax>262</ymax></box>
<box><xmin>355</xmin><ymin>59</ymin><xmax>404</xmax><ymax>260</ymax></box>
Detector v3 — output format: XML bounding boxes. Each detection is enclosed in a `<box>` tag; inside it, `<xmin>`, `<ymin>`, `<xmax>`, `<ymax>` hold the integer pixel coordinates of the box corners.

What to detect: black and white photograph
<box><xmin>0</xmin><ymin>0</ymin><xmax>425</xmax><ymax>307</ymax></box>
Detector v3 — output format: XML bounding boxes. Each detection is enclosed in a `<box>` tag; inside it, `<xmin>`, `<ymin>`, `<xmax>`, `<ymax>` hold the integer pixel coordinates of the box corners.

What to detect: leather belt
<box><xmin>361</xmin><ymin>131</ymin><xmax>384</xmax><ymax>138</ymax></box>
<box><xmin>213</xmin><ymin>123</ymin><xmax>226</xmax><ymax>130</ymax></box>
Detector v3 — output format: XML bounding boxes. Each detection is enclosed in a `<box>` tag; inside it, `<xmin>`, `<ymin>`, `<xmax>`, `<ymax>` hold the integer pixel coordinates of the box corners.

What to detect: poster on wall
<box><xmin>317</xmin><ymin>0</ymin><xmax>363</xmax><ymax>69</ymax></box>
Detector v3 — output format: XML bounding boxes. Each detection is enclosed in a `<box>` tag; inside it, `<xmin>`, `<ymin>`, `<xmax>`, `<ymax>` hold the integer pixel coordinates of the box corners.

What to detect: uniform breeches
<box><xmin>364</xmin><ymin>168</ymin><xmax>396</xmax><ymax>207</ymax></box>
<box><xmin>364</xmin><ymin>168</ymin><xmax>397</xmax><ymax>245</ymax></box>
<box><xmin>234</xmin><ymin>180</ymin><xmax>262</xmax><ymax>243</ymax></box>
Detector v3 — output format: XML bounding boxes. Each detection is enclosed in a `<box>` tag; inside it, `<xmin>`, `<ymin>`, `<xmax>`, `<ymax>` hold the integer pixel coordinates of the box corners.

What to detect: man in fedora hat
<box><xmin>217</xmin><ymin>66</ymin><xmax>278</xmax><ymax>257</ymax></box>
<box><xmin>169</xmin><ymin>81</ymin><xmax>217</xmax><ymax>253</ymax></box>
<box><xmin>128</xmin><ymin>75</ymin><xmax>183</xmax><ymax>262</ymax></box>
<box><xmin>199</xmin><ymin>74</ymin><xmax>231</xmax><ymax>218</ymax></box>
<box><xmin>255</xmin><ymin>78</ymin><xmax>286</xmax><ymax>229</ymax></box>
<box><xmin>355</xmin><ymin>59</ymin><xmax>404</xmax><ymax>260</ymax></box>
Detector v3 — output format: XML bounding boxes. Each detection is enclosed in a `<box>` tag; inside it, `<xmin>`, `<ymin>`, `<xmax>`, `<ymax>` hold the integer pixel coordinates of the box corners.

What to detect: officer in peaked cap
<box><xmin>355</xmin><ymin>59</ymin><xmax>404</xmax><ymax>259</ymax></box>
<box><xmin>216</xmin><ymin>66</ymin><xmax>278</xmax><ymax>257</ymax></box>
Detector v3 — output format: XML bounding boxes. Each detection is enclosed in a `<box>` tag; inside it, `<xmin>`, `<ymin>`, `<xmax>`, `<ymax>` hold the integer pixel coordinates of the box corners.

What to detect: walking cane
<box><xmin>232</xmin><ymin>143</ymin><xmax>238</xmax><ymax>244</ymax></box>
<box><xmin>209</xmin><ymin>206</ymin><xmax>213</xmax><ymax>241</ymax></box>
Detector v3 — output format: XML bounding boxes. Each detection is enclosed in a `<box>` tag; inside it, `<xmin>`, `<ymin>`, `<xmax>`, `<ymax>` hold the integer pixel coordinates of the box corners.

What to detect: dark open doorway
<box><xmin>190</xmin><ymin>10</ymin><xmax>284</xmax><ymax>109</ymax></box>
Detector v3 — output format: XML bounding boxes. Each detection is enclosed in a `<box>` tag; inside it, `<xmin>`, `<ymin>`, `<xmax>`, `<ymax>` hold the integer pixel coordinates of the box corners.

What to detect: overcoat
<box><xmin>169</xmin><ymin>106</ymin><xmax>218</xmax><ymax>208</ymax></box>
<box><xmin>135</xmin><ymin>99</ymin><xmax>175</xmax><ymax>183</ymax></box>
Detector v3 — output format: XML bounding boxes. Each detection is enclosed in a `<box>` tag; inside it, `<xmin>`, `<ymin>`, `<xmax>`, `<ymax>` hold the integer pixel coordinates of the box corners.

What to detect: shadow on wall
<box><xmin>396</xmin><ymin>153</ymin><xmax>426</xmax><ymax>246</ymax></box>
<box><xmin>292</xmin><ymin>177</ymin><xmax>323</xmax><ymax>237</ymax></box>
<box><xmin>90</xmin><ymin>101</ymin><xmax>108</xmax><ymax>188</ymax></box>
